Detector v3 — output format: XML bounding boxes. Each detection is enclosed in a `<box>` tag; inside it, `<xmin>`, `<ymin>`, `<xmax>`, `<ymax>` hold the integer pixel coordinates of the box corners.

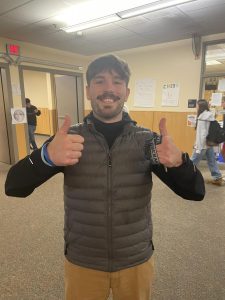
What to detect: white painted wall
<box><xmin>1</xmin><ymin>32</ymin><xmax>225</xmax><ymax>113</ymax></box>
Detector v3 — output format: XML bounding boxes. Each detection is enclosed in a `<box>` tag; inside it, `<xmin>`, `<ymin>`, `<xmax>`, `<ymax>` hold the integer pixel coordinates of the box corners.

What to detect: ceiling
<box><xmin>0</xmin><ymin>0</ymin><xmax>225</xmax><ymax>56</ymax></box>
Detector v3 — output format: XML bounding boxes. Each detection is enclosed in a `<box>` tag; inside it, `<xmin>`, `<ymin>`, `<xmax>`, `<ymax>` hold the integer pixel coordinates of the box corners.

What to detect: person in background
<box><xmin>5</xmin><ymin>55</ymin><xmax>205</xmax><ymax>300</ymax></box>
<box><xmin>221</xmin><ymin>95</ymin><xmax>225</xmax><ymax>129</ymax></box>
<box><xmin>25</xmin><ymin>98</ymin><xmax>41</xmax><ymax>150</ymax></box>
<box><xmin>220</xmin><ymin>95</ymin><xmax>225</xmax><ymax>161</ymax></box>
<box><xmin>191</xmin><ymin>99</ymin><xmax>223</xmax><ymax>186</ymax></box>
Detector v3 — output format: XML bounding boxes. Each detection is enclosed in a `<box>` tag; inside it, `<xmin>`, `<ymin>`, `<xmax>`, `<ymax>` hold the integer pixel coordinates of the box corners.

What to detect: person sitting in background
<box><xmin>191</xmin><ymin>99</ymin><xmax>223</xmax><ymax>186</ymax></box>
<box><xmin>25</xmin><ymin>98</ymin><xmax>41</xmax><ymax>150</ymax></box>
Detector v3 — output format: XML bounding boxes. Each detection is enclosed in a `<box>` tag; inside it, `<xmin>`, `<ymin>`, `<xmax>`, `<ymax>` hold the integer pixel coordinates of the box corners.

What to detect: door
<box><xmin>54</xmin><ymin>74</ymin><xmax>80</xmax><ymax>128</ymax></box>
<box><xmin>0</xmin><ymin>68</ymin><xmax>11</xmax><ymax>164</ymax></box>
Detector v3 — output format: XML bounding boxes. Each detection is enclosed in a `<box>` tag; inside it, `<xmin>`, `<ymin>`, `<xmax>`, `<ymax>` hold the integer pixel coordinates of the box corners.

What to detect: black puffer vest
<box><xmin>64</xmin><ymin>114</ymin><xmax>156</xmax><ymax>272</ymax></box>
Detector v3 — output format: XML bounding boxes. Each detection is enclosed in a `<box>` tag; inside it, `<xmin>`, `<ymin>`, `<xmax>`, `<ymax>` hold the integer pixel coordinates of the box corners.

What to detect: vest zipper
<box><xmin>108</xmin><ymin>153</ymin><xmax>112</xmax><ymax>167</ymax></box>
<box><xmin>107</xmin><ymin>152</ymin><xmax>112</xmax><ymax>271</ymax></box>
<box><xmin>91</xmin><ymin>130</ymin><xmax>118</xmax><ymax>271</ymax></box>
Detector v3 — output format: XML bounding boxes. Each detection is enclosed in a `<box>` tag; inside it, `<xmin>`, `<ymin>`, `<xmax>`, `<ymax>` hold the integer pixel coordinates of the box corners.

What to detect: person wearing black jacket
<box><xmin>25</xmin><ymin>98</ymin><xmax>41</xmax><ymax>150</ymax></box>
<box><xmin>5</xmin><ymin>55</ymin><xmax>205</xmax><ymax>300</ymax></box>
<box><xmin>221</xmin><ymin>96</ymin><xmax>225</xmax><ymax>160</ymax></box>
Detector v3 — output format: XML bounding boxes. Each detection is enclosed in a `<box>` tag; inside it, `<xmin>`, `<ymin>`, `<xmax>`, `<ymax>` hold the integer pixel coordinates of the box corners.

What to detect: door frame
<box><xmin>0</xmin><ymin>62</ymin><xmax>16</xmax><ymax>164</ymax></box>
<box><xmin>18</xmin><ymin>65</ymin><xmax>84</xmax><ymax>154</ymax></box>
<box><xmin>199</xmin><ymin>39</ymin><xmax>225</xmax><ymax>98</ymax></box>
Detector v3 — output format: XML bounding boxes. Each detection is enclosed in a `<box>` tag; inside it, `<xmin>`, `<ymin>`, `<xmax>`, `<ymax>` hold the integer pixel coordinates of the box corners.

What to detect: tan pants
<box><xmin>64</xmin><ymin>256</ymin><xmax>154</xmax><ymax>300</ymax></box>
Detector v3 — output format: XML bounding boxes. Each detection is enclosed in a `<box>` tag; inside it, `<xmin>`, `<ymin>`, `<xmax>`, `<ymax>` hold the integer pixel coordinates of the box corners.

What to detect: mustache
<box><xmin>97</xmin><ymin>92</ymin><xmax>120</xmax><ymax>101</ymax></box>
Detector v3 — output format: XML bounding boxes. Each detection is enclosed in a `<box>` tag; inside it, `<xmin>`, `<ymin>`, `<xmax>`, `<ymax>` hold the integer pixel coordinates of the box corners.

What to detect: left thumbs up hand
<box><xmin>156</xmin><ymin>118</ymin><xmax>183</xmax><ymax>168</ymax></box>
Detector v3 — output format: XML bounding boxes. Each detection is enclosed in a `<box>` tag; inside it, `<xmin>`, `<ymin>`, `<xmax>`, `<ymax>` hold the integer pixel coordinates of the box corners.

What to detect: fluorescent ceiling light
<box><xmin>59</xmin><ymin>0</ymin><xmax>196</xmax><ymax>33</ymax></box>
<box><xmin>57</xmin><ymin>0</ymin><xmax>154</xmax><ymax>26</ymax></box>
<box><xmin>61</xmin><ymin>14</ymin><xmax>121</xmax><ymax>33</ymax></box>
<box><xmin>206</xmin><ymin>60</ymin><xmax>222</xmax><ymax>66</ymax></box>
<box><xmin>118</xmin><ymin>0</ymin><xmax>196</xmax><ymax>18</ymax></box>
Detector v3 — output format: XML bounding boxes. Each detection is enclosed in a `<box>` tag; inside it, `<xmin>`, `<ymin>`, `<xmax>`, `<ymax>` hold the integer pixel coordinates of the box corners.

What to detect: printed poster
<box><xmin>162</xmin><ymin>83</ymin><xmax>180</xmax><ymax>106</ymax></box>
<box><xmin>187</xmin><ymin>114</ymin><xmax>196</xmax><ymax>127</ymax></box>
<box><xmin>211</xmin><ymin>93</ymin><xmax>222</xmax><ymax>106</ymax></box>
<box><xmin>133</xmin><ymin>78</ymin><xmax>156</xmax><ymax>107</ymax></box>
<box><xmin>218</xmin><ymin>78</ymin><xmax>225</xmax><ymax>91</ymax></box>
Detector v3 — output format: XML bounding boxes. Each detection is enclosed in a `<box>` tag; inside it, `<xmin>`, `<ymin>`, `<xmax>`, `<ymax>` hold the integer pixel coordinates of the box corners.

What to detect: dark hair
<box><xmin>197</xmin><ymin>99</ymin><xmax>209</xmax><ymax>117</ymax></box>
<box><xmin>25</xmin><ymin>98</ymin><xmax>30</xmax><ymax>104</ymax></box>
<box><xmin>86</xmin><ymin>54</ymin><xmax>131</xmax><ymax>86</ymax></box>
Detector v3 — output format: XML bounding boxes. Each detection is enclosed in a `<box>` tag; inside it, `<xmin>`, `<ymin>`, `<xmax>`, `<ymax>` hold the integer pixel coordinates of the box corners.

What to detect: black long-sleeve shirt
<box><xmin>5</xmin><ymin>113</ymin><xmax>205</xmax><ymax>201</ymax></box>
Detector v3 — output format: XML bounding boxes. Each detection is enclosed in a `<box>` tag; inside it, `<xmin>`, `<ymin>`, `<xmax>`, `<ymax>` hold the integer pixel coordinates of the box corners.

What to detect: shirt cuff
<box><xmin>41</xmin><ymin>143</ymin><xmax>55</xmax><ymax>167</ymax></box>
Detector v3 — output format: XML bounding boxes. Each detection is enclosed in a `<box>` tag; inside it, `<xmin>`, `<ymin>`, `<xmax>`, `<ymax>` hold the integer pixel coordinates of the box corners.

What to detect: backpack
<box><xmin>206</xmin><ymin>120</ymin><xmax>225</xmax><ymax>146</ymax></box>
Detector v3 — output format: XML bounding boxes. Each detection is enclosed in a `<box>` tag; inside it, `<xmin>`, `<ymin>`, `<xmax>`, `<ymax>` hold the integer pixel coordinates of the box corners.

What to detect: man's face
<box><xmin>86</xmin><ymin>70</ymin><xmax>130</xmax><ymax>123</ymax></box>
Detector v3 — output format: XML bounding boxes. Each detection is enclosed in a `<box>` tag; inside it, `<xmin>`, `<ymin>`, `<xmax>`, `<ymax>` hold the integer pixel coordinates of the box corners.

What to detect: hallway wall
<box><xmin>1</xmin><ymin>32</ymin><xmax>225</xmax><ymax>161</ymax></box>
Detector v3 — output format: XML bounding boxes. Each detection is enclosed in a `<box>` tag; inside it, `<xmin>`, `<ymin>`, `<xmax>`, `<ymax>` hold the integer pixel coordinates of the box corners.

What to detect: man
<box><xmin>221</xmin><ymin>95</ymin><xmax>225</xmax><ymax>160</ymax></box>
<box><xmin>222</xmin><ymin>95</ymin><xmax>225</xmax><ymax>129</ymax></box>
<box><xmin>5</xmin><ymin>55</ymin><xmax>205</xmax><ymax>300</ymax></box>
<box><xmin>25</xmin><ymin>97</ymin><xmax>41</xmax><ymax>150</ymax></box>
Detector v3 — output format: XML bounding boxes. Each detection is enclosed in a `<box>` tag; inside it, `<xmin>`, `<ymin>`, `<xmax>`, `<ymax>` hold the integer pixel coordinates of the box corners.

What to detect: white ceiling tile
<box><xmin>1</xmin><ymin>0</ymin><xmax>71</xmax><ymax>22</ymax></box>
<box><xmin>0</xmin><ymin>0</ymin><xmax>29</xmax><ymax>14</ymax></box>
<box><xmin>0</xmin><ymin>0</ymin><xmax>225</xmax><ymax>56</ymax></box>
<box><xmin>84</xmin><ymin>27</ymin><xmax>133</xmax><ymax>42</ymax></box>
<box><xmin>178</xmin><ymin>0</ymin><xmax>225</xmax><ymax>12</ymax></box>
<box><xmin>0</xmin><ymin>16</ymin><xmax>27</xmax><ymax>33</ymax></box>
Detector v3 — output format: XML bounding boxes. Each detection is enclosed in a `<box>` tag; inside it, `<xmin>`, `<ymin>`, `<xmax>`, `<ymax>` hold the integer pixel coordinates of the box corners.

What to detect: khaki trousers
<box><xmin>64</xmin><ymin>256</ymin><xmax>154</xmax><ymax>300</ymax></box>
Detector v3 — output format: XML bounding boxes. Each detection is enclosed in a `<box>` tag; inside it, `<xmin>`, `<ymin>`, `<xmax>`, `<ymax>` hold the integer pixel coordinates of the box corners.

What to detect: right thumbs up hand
<box><xmin>47</xmin><ymin>115</ymin><xmax>84</xmax><ymax>166</ymax></box>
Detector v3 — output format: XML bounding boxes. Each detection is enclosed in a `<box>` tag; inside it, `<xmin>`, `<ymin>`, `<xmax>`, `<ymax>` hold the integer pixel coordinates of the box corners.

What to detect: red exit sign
<box><xmin>6</xmin><ymin>44</ymin><xmax>20</xmax><ymax>56</ymax></box>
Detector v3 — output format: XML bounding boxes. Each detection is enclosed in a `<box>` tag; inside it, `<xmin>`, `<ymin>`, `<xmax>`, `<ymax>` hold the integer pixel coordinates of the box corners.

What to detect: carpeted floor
<box><xmin>1</xmin><ymin>161</ymin><xmax>225</xmax><ymax>300</ymax></box>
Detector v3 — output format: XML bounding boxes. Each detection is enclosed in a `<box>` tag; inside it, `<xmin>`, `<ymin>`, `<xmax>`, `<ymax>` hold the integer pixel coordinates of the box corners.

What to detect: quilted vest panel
<box><xmin>64</xmin><ymin>122</ymin><xmax>154</xmax><ymax>271</ymax></box>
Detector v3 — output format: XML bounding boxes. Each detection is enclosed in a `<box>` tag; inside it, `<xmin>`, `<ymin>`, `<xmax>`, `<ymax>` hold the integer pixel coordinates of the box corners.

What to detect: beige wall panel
<box><xmin>35</xmin><ymin>107</ymin><xmax>50</xmax><ymax>135</ymax></box>
<box><xmin>35</xmin><ymin>108</ymin><xmax>58</xmax><ymax>136</ymax></box>
<box><xmin>49</xmin><ymin>109</ymin><xmax>57</xmax><ymax>135</ymax></box>
<box><xmin>15</xmin><ymin>124</ymin><xmax>27</xmax><ymax>159</ymax></box>
<box><xmin>84</xmin><ymin>110</ymin><xmax>195</xmax><ymax>155</ymax></box>
<box><xmin>152</xmin><ymin>112</ymin><xmax>195</xmax><ymax>155</ymax></box>
<box><xmin>129</xmin><ymin>111</ymin><xmax>154</xmax><ymax>129</ymax></box>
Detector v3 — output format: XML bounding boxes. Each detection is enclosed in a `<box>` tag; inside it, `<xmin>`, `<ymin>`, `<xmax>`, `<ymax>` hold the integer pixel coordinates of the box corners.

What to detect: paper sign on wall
<box><xmin>211</xmin><ymin>93</ymin><xmax>222</xmax><ymax>106</ymax></box>
<box><xmin>162</xmin><ymin>83</ymin><xmax>179</xmax><ymax>106</ymax></box>
<box><xmin>133</xmin><ymin>78</ymin><xmax>156</xmax><ymax>107</ymax></box>
<box><xmin>11</xmin><ymin>108</ymin><xmax>27</xmax><ymax>124</ymax></box>
<box><xmin>187</xmin><ymin>114</ymin><xmax>196</xmax><ymax>127</ymax></box>
<box><xmin>218</xmin><ymin>79</ymin><xmax>225</xmax><ymax>91</ymax></box>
